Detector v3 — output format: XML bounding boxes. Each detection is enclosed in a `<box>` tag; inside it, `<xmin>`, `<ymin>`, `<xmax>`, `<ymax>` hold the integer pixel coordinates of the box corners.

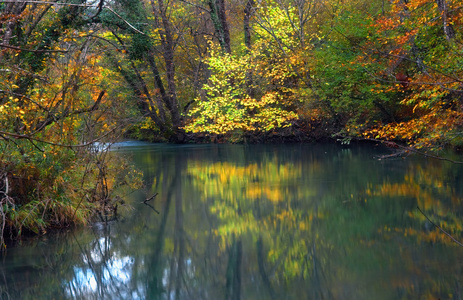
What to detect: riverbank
<box><xmin>2</xmin><ymin>120</ymin><xmax>461</xmax><ymax>247</ymax></box>
<box><xmin>0</xmin><ymin>147</ymin><xmax>143</xmax><ymax>248</ymax></box>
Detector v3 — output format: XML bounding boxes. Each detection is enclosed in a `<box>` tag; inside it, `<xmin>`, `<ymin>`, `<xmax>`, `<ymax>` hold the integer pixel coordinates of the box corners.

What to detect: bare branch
<box><xmin>88</xmin><ymin>0</ymin><xmax>105</xmax><ymax>20</ymax></box>
<box><xmin>33</xmin><ymin>90</ymin><xmax>106</xmax><ymax>133</ymax></box>
<box><xmin>362</xmin><ymin>138</ymin><xmax>463</xmax><ymax>164</ymax></box>
<box><xmin>417</xmin><ymin>206</ymin><xmax>463</xmax><ymax>247</ymax></box>
<box><xmin>104</xmin><ymin>6</ymin><xmax>146</xmax><ymax>35</ymax></box>
<box><xmin>0</xmin><ymin>43</ymin><xmax>68</xmax><ymax>53</ymax></box>
<box><xmin>0</xmin><ymin>90</ymin><xmax>48</xmax><ymax>110</ymax></box>
<box><xmin>144</xmin><ymin>192</ymin><xmax>158</xmax><ymax>203</ymax></box>
<box><xmin>0</xmin><ymin>1</ymin><xmax>146</xmax><ymax>35</ymax></box>
<box><xmin>0</xmin><ymin>126</ymin><xmax>117</xmax><ymax>149</ymax></box>
<box><xmin>1</xmin><ymin>0</ymin><xmax>94</xmax><ymax>6</ymax></box>
<box><xmin>177</xmin><ymin>0</ymin><xmax>210</xmax><ymax>13</ymax></box>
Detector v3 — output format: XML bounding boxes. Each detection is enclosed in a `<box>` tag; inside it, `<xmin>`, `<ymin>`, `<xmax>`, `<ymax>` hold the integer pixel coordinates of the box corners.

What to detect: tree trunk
<box><xmin>150</xmin><ymin>0</ymin><xmax>183</xmax><ymax>142</ymax></box>
<box><xmin>243</xmin><ymin>0</ymin><xmax>254</xmax><ymax>50</ymax></box>
<box><xmin>436</xmin><ymin>0</ymin><xmax>455</xmax><ymax>41</ymax></box>
<box><xmin>226</xmin><ymin>237</ymin><xmax>242</xmax><ymax>300</ymax></box>
<box><xmin>243</xmin><ymin>0</ymin><xmax>255</xmax><ymax>97</ymax></box>
<box><xmin>208</xmin><ymin>0</ymin><xmax>231</xmax><ymax>53</ymax></box>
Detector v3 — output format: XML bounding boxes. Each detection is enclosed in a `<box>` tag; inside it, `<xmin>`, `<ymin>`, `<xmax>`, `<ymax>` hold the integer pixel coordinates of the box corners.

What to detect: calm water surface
<box><xmin>1</xmin><ymin>142</ymin><xmax>463</xmax><ymax>300</ymax></box>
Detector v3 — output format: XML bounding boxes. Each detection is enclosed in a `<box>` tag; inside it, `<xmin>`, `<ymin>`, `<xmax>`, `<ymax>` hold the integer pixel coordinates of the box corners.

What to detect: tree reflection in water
<box><xmin>1</xmin><ymin>143</ymin><xmax>462</xmax><ymax>300</ymax></box>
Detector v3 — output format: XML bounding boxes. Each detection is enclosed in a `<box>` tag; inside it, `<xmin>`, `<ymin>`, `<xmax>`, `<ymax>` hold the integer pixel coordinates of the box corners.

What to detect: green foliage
<box><xmin>354</xmin><ymin>0</ymin><xmax>463</xmax><ymax>149</ymax></box>
<box><xmin>312</xmin><ymin>5</ymin><xmax>395</xmax><ymax>126</ymax></box>
<box><xmin>126</xmin><ymin>117</ymin><xmax>166</xmax><ymax>142</ymax></box>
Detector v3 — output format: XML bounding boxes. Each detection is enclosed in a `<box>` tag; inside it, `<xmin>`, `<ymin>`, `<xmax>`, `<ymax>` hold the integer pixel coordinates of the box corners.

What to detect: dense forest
<box><xmin>0</xmin><ymin>0</ymin><xmax>462</xmax><ymax>242</ymax></box>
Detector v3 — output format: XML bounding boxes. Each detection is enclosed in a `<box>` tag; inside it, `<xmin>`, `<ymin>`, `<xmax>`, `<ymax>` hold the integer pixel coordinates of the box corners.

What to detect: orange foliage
<box><xmin>352</xmin><ymin>0</ymin><xmax>463</xmax><ymax>149</ymax></box>
<box><xmin>367</xmin><ymin>164</ymin><xmax>463</xmax><ymax>245</ymax></box>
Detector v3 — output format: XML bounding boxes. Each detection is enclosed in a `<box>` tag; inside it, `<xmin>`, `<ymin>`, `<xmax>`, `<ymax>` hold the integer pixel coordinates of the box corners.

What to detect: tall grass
<box><xmin>0</xmin><ymin>141</ymin><xmax>142</xmax><ymax>248</ymax></box>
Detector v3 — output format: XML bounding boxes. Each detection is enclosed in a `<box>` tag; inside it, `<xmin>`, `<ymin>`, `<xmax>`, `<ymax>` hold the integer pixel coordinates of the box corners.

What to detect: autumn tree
<box><xmin>315</xmin><ymin>0</ymin><xmax>463</xmax><ymax>149</ymax></box>
<box><xmin>363</xmin><ymin>0</ymin><xmax>463</xmax><ymax>149</ymax></box>
<box><xmin>184</xmin><ymin>0</ymin><xmax>327</xmax><ymax>140</ymax></box>
<box><xmin>184</xmin><ymin>47</ymin><xmax>299</xmax><ymax>139</ymax></box>
<box><xmin>98</xmin><ymin>0</ymin><xmax>222</xmax><ymax>142</ymax></box>
<box><xmin>209</xmin><ymin>0</ymin><xmax>232</xmax><ymax>53</ymax></box>
<box><xmin>0</xmin><ymin>1</ymin><xmax>141</xmax><ymax>245</ymax></box>
<box><xmin>309</xmin><ymin>0</ymin><xmax>397</xmax><ymax>133</ymax></box>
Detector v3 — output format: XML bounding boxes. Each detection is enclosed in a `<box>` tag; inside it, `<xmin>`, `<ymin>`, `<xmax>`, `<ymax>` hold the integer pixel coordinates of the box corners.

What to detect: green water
<box><xmin>1</xmin><ymin>142</ymin><xmax>463</xmax><ymax>300</ymax></box>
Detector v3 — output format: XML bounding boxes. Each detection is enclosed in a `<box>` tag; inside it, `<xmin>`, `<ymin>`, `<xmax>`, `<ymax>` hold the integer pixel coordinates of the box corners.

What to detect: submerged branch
<box><xmin>143</xmin><ymin>193</ymin><xmax>160</xmax><ymax>214</ymax></box>
<box><xmin>364</xmin><ymin>138</ymin><xmax>463</xmax><ymax>164</ymax></box>
<box><xmin>417</xmin><ymin>206</ymin><xmax>463</xmax><ymax>248</ymax></box>
<box><xmin>144</xmin><ymin>192</ymin><xmax>158</xmax><ymax>203</ymax></box>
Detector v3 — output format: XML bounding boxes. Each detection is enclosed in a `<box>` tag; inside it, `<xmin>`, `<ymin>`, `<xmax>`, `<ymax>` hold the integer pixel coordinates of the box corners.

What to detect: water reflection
<box><xmin>1</xmin><ymin>143</ymin><xmax>462</xmax><ymax>300</ymax></box>
<box><xmin>66</xmin><ymin>235</ymin><xmax>137</xmax><ymax>299</ymax></box>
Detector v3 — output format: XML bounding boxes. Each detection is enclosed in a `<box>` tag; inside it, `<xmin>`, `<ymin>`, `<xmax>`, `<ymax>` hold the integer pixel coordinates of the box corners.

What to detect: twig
<box><xmin>0</xmin><ymin>44</ymin><xmax>68</xmax><ymax>53</ymax></box>
<box><xmin>0</xmin><ymin>1</ymin><xmax>145</xmax><ymax>35</ymax></box>
<box><xmin>144</xmin><ymin>192</ymin><xmax>158</xmax><ymax>203</ymax></box>
<box><xmin>104</xmin><ymin>7</ymin><xmax>146</xmax><ymax>35</ymax></box>
<box><xmin>417</xmin><ymin>206</ymin><xmax>463</xmax><ymax>247</ymax></box>
<box><xmin>0</xmin><ymin>90</ymin><xmax>48</xmax><ymax>110</ymax></box>
<box><xmin>143</xmin><ymin>193</ymin><xmax>160</xmax><ymax>214</ymax></box>
<box><xmin>178</xmin><ymin>0</ymin><xmax>210</xmax><ymax>13</ymax></box>
<box><xmin>143</xmin><ymin>202</ymin><xmax>160</xmax><ymax>214</ymax></box>
<box><xmin>0</xmin><ymin>126</ymin><xmax>117</xmax><ymax>148</ymax></box>
<box><xmin>402</xmin><ymin>144</ymin><xmax>463</xmax><ymax>164</ymax></box>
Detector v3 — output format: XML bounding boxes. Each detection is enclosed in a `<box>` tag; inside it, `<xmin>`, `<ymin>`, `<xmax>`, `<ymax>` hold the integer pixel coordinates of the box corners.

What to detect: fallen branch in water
<box><xmin>144</xmin><ymin>193</ymin><xmax>158</xmax><ymax>204</ymax></box>
<box><xmin>143</xmin><ymin>193</ymin><xmax>159</xmax><ymax>214</ymax></box>
<box><xmin>400</xmin><ymin>145</ymin><xmax>463</xmax><ymax>164</ymax></box>
<box><xmin>361</xmin><ymin>138</ymin><xmax>463</xmax><ymax>164</ymax></box>
<box><xmin>417</xmin><ymin>206</ymin><xmax>463</xmax><ymax>248</ymax></box>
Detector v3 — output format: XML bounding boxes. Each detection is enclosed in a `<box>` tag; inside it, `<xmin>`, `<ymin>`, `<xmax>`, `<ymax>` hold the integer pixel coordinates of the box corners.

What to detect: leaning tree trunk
<box><xmin>208</xmin><ymin>0</ymin><xmax>231</xmax><ymax>53</ymax></box>
<box><xmin>150</xmin><ymin>0</ymin><xmax>184</xmax><ymax>142</ymax></box>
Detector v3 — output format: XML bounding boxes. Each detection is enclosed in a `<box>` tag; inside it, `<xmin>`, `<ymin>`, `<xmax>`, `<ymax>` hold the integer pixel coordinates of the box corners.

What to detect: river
<box><xmin>1</xmin><ymin>142</ymin><xmax>462</xmax><ymax>299</ymax></box>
